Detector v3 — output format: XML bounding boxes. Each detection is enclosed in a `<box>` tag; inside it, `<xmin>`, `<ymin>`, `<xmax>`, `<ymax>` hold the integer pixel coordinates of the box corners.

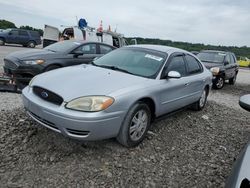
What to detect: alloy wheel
<box><xmin>129</xmin><ymin>110</ymin><xmax>148</xmax><ymax>141</ymax></box>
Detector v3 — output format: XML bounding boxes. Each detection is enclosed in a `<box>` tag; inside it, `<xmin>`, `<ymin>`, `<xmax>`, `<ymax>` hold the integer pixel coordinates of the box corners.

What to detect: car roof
<box><xmin>126</xmin><ymin>44</ymin><xmax>189</xmax><ymax>54</ymax></box>
<box><xmin>200</xmin><ymin>50</ymin><xmax>231</xmax><ymax>54</ymax></box>
<box><xmin>63</xmin><ymin>40</ymin><xmax>116</xmax><ymax>47</ymax></box>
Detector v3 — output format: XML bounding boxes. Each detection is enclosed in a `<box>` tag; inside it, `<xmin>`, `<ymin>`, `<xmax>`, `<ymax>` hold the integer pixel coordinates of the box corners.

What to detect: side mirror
<box><xmin>72</xmin><ymin>51</ymin><xmax>84</xmax><ymax>58</ymax></box>
<box><xmin>239</xmin><ymin>94</ymin><xmax>250</xmax><ymax>112</ymax></box>
<box><xmin>224</xmin><ymin>61</ymin><xmax>229</xmax><ymax>65</ymax></box>
<box><xmin>167</xmin><ymin>71</ymin><xmax>181</xmax><ymax>79</ymax></box>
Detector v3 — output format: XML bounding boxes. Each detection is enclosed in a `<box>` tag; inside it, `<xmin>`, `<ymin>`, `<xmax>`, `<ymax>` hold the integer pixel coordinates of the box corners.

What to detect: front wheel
<box><xmin>0</xmin><ymin>38</ymin><xmax>5</xmax><ymax>46</ymax></box>
<box><xmin>117</xmin><ymin>103</ymin><xmax>151</xmax><ymax>147</ymax></box>
<box><xmin>213</xmin><ymin>77</ymin><xmax>224</xmax><ymax>89</ymax></box>
<box><xmin>191</xmin><ymin>88</ymin><xmax>208</xmax><ymax>111</ymax></box>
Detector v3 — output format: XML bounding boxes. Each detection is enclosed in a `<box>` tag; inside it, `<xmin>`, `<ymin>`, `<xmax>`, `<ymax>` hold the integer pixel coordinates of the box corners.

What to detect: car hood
<box><xmin>202</xmin><ymin>62</ymin><xmax>223</xmax><ymax>69</ymax></box>
<box><xmin>5</xmin><ymin>49</ymin><xmax>57</xmax><ymax>61</ymax></box>
<box><xmin>31</xmin><ymin>65</ymin><xmax>150</xmax><ymax>101</ymax></box>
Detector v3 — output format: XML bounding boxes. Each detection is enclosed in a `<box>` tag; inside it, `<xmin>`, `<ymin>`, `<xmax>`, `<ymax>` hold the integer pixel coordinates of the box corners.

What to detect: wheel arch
<box><xmin>137</xmin><ymin>97</ymin><xmax>156</xmax><ymax>121</ymax></box>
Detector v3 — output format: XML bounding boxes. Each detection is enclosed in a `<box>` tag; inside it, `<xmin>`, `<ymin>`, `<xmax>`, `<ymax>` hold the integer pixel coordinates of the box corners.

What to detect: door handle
<box><xmin>185</xmin><ymin>83</ymin><xmax>190</xmax><ymax>86</ymax></box>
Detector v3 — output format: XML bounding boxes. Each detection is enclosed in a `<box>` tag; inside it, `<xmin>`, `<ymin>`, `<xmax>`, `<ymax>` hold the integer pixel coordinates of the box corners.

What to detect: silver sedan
<box><xmin>22</xmin><ymin>45</ymin><xmax>212</xmax><ymax>147</ymax></box>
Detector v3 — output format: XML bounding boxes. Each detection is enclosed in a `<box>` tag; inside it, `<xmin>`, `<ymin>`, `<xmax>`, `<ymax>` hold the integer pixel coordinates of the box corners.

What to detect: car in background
<box><xmin>197</xmin><ymin>50</ymin><xmax>239</xmax><ymax>89</ymax></box>
<box><xmin>22</xmin><ymin>45</ymin><xmax>212</xmax><ymax>147</ymax></box>
<box><xmin>4</xmin><ymin>40</ymin><xmax>116</xmax><ymax>88</ymax></box>
<box><xmin>0</xmin><ymin>28</ymin><xmax>41</xmax><ymax>48</ymax></box>
<box><xmin>225</xmin><ymin>94</ymin><xmax>250</xmax><ymax>188</ymax></box>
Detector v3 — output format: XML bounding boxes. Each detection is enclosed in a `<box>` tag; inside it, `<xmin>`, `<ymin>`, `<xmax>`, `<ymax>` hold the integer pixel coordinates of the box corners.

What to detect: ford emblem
<box><xmin>41</xmin><ymin>91</ymin><xmax>49</xmax><ymax>98</ymax></box>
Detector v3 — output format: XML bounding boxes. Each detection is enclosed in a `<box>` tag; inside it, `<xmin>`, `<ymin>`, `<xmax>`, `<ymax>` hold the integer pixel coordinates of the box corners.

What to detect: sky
<box><xmin>0</xmin><ymin>0</ymin><xmax>249</xmax><ymax>47</ymax></box>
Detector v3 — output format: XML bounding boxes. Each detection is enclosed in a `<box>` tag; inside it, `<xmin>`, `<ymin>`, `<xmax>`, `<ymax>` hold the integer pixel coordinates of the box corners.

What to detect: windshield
<box><xmin>93</xmin><ymin>48</ymin><xmax>167</xmax><ymax>78</ymax></box>
<box><xmin>197</xmin><ymin>52</ymin><xmax>226</xmax><ymax>63</ymax></box>
<box><xmin>44</xmin><ymin>40</ymin><xmax>81</xmax><ymax>52</ymax></box>
<box><xmin>2</xmin><ymin>29</ymin><xmax>11</xmax><ymax>33</ymax></box>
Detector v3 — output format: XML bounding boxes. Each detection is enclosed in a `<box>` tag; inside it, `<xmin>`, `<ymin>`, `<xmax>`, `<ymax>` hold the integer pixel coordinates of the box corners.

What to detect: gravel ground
<box><xmin>0</xmin><ymin>45</ymin><xmax>250</xmax><ymax>187</ymax></box>
<box><xmin>0</xmin><ymin>101</ymin><xmax>249</xmax><ymax>187</ymax></box>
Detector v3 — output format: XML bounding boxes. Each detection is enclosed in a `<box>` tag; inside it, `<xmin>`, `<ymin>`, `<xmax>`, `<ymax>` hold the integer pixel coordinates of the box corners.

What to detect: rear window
<box><xmin>197</xmin><ymin>52</ymin><xmax>226</xmax><ymax>63</ymax></box>
<box><xmin>185</xmin><ymin>55</ymin><xmax>203</xmax><ymax>74</ymax></box>
<box><xmin>30</xmin><ymin>31</ymin><xmax>40</xmax><ymax>37</ymax></box>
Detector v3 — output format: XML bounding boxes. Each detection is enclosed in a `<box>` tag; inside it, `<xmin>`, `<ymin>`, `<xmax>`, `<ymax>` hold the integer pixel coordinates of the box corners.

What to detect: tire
<box><xmin>44</xmin><ymin>65</ymin><xmax>61</xmax><ymax>72</ymax></box>
<box><xmin>117</xmin><ymin>103</ymin><xmax>151</xmax><ymax>147</ymax></box>
<box><xmin>212</xmin><ymin>76</ymin><xmax>224</xmax><ymax>89</ymax></box>
<box><xmin>0</xmin><ymin>38</ymin><xmax>5</xmax><ymax>46</ymax></box>
<box><xmin>229</xmin><ymin>73</ymin><xmax>237</xmax><ymax>85</ymax></box>
<box><xmin>27</xmin><ymin>41</ymin><xmax>36</xmax><ymax>48</ymax></box>
<box><xmin>191</xmin><ymin>88</ymin><xmax>208</xmax><ymax>111</ymax></box>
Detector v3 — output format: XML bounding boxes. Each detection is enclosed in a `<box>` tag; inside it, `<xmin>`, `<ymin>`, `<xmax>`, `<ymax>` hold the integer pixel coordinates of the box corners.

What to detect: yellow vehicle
<box><xmin>238</xmin><ymin>57</ymin><xmax>250</xmax><ymax>67</ymax></box>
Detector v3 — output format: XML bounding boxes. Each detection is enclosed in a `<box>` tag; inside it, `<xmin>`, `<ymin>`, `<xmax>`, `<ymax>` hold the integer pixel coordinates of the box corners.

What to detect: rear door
<box><xmin>43</xmin><ymin>25</ymin><xmax>59</xmax><ymax>47</ymax></box>
<box><xmin>183</xmin><ymin>54</ymin><xmax>205</xmax><ymax>103</ymax></box>
<box><xmin>18</xmin><ymin>30</ymin><xmax>30</xmax><ymax>45</ymax></box>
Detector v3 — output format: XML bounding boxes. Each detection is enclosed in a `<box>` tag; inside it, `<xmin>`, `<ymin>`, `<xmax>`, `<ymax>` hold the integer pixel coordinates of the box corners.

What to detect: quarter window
<box><xmin>185</xmin><ymin>55</ymin><xmax>202</xmax><ymax>74</ymax></box>
<box><xmin>19</xmin><ymin>30</ymin><xmax>28</xmax><ymax>36</ymax></box>
<box><xmin>100</xmin><ymin>45</ymin><xmax>113</xmax><ymax>54</ymax></box>
<box><xmin>167</xmin><ymin>56</ymin><xmax>186</xmax><ymax>76</ymax></box>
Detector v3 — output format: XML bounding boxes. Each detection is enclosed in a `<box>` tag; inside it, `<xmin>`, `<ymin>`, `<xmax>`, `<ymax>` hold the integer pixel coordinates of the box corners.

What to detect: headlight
<box><xmin>210</xmin><ymin>67</ymin><xmax>220</xmax><ymax>75</ymax></box>
<box><xmin>29</xmin><ymin>76</ymin><xmax>36</xmax><ymax>87</ymax></box>
<box><xmin>23</xmin><ymin>59</ymin><xmax>45</xmax><ymax>65</ymax></box>
<box><xmin>65</xmin><ymin>96</ymin><xmax>114</xmax><ymax>112</ymax></box>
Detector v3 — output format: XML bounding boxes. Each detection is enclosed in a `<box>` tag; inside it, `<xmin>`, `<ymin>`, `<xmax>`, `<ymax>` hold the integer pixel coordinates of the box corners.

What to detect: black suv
<box><xmin>197</xmin><ymin>50</ymin><xmax>239</xmax><ymax>89</ymax></box>
<box><xmin>0</xmin><ymin>28</ymin><xmax>41</xmax><ymax>48</ymax></box>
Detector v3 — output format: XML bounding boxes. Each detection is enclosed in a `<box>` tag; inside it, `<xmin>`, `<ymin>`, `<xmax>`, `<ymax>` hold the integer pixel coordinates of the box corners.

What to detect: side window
<box><xmin>185</xmin><ymin>54</ymin><xmax>202</xmax><ymax>75</ymax></box>
<box><xmin>167</xmin><ymin>55</ymin><xmax>186</xmax><ymax>76</ymax></box>
<box><xmin>230</xmin><ymin>54</ymin><xmax>236</xmax><ymax>64</ymax></box>
<box><xmin>10</xmin><ymin>30</ymin><xmax>19</xmax><ymax>35</ymax></box>
<box><xmin>100</xmin><ymin>45</ymin><xmax>113</xmax><ymax>54</ymax></box>
<box><xmin>225</xmin><ymin>54</ymin><xmax>231</xmax><ymax>64</ymax></box>
<box><xmin>19</xmin><ymin>30</ymin><xmax>28</xmax><ymax>36</ymax></box>
<box><xmin>75</xmin><ymin>44</ymin><xmax>96</xmax><ymax>54</ymax></box>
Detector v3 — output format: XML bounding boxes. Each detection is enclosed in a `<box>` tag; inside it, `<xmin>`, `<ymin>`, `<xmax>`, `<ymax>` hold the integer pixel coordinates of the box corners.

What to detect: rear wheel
<box><xmin>191</xmin><ymin>88</ymin><xmax>208</xmax><ymax>111</ymax></box>
<box><xmin>213</xmin><ymin>77</ymin><xmax>224</xmax><ymax>89</ymax></box>
<box><xmin>0</xmin><ymin>38</ymin><xmax>5</xmax><ymax>45</ymax></box>
<box><xmin>117</xmin><ymin>103</ymin><xmax>151</xmax><ymax>147</ymax></box>
<box><xmin>27</xmin><ymin>41</ymin><xmax>36</xmax><ymax>48</ymax></box>
<box><xmin>44</xmin><ymin>65</ymin><xmax>61</xmax><ymax>72</ymax></box>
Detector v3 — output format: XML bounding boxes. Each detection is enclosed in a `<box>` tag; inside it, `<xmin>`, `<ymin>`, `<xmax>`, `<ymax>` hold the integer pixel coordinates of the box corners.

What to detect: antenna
<box><xmin>75</xmin><ymin>16</ymin><xmax>78</xmax><ymax>25</ymax></box>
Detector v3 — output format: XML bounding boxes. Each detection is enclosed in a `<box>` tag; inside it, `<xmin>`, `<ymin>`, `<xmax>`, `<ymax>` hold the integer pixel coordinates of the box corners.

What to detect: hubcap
<box><xmin>216</xmin><ymin>77</ymin><xmax>224</xmax><ymax>88</ymax></box>
<box><xmin>29</xmin><ymin>43</ymin><xmax>35</xmax><ymax>48</ymax></box>
<box><xmin>129</xmin><ymin>110</ymin><xmax>148</xmax><ymax>141</ymax></box>
<box><xmin>199</xmin><ymin>90</ymin><xmax>207</xmax><ymax>107</ymax></box>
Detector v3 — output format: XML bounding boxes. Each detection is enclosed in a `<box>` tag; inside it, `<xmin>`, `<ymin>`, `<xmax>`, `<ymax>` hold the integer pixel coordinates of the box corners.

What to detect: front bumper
<box><xmin>4</xmin><ymin>59</ymin><xmax>43</xmax><ymax>83</ymax></box>
<box><xmin>22</xmin><ymin>87</ymin><xmax>126</xmax><ymax>141</ymax></box>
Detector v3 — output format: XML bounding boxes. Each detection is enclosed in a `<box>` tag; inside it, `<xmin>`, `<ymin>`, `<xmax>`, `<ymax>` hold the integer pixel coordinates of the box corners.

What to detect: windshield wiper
<box><xmin>46</xmin><ymin>49</ymin><xmax>56</xmax><ymax>52</ymax></box>
<box><xmin>91</xmin><ymin>62</ymin><xmax>135</xmax><ymax>75</ymax></box>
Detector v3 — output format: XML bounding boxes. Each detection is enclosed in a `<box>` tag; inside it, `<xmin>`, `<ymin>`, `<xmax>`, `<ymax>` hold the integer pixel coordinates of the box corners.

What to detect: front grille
<box><xmin>29</xmin><ymin>111</ymin><xmax>59</xmax><ymax>130</ymax></box>
<box><xmin>33</xmin><ymin>86</ymin><xmax>63</xmax><ymax>105</ymax></box>
<box><xmin>66</xmin><ymin>128</ymin><xmax>89</xmax><ymax>136</ymax></box>
<box><xmin>4</xmin><ymin>59</ymin><xmax>18</xmax><ymax>69</ymax></box>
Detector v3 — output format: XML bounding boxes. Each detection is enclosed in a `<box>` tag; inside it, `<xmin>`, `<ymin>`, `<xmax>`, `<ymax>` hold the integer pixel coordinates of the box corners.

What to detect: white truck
<box><xmin>43</xmin><ymin>24</ymin><xmax>129</xmax><ymax>48</ymax></box>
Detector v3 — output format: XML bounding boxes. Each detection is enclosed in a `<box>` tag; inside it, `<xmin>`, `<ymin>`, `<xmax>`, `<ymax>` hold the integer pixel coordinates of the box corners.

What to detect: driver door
<box><xmin>67</xmin><ymin>43</ymin><xmax>99</xmax><ymax>66</ymax></box>
<box><xmin>158</xmin><ymin>53</ymin><xmax>190</xmax><ymax>115</ymax></box>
